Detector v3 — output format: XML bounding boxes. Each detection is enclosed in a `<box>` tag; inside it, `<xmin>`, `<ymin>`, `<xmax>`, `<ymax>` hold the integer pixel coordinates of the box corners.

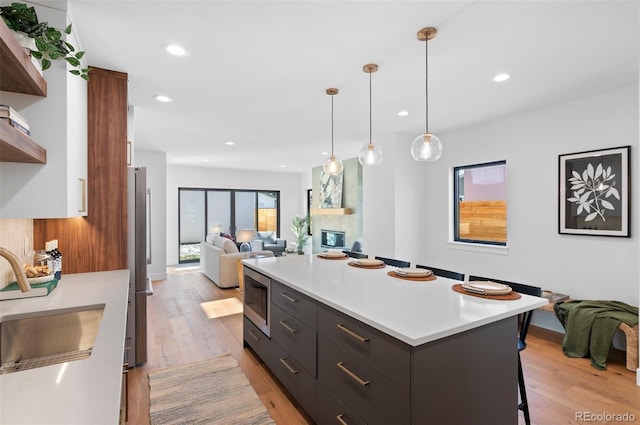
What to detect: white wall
<box><xmin>418</xmin><ymin>85</ymin><xmax>638</xmax><ymax>306</ymax></box>
<box><xmin>364</xmin><ymin>85</ymin><xmax>638</xmax><ymax>338</ymax></box>
<box><xmin>135</xmin><ymin>150</ymin><xmax>167</xmax><ymax>281</ymax></box>
<box><xmin>166</xmin><ymin>165</ymin><xmax>305</xmax><ymax>265</ymax></box>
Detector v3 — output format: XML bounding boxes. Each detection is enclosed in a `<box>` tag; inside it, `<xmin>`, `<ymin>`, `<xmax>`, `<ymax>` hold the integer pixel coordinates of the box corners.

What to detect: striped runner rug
<box><xmin>149</xmin><ymin>353</ymin><xmax>274</xmax><ymax>425</ymax></box>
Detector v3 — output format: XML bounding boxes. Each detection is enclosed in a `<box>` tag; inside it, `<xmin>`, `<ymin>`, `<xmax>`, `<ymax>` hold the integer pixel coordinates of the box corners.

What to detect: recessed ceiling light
<box><xmin>397</xmin><ymin>110</ymin><xmax>409</xmax><ymax>117</ymax></box>
<box><xmin>163</xmin><ymin>43</ymin><xmax>189</xmax><ymax>57</ymax></box>
<box><xmin>224</xmin><ymin>141</ymin><xmax>235</xmax><ymax>146</ymax></box>
<box><xmin>493</xmin><ymin>73</ymin><xmax>510</xmax><ymax>82</ymax></box>
<box><xmin>154</xmin><ymin>94</ymin><xmax>173</xmax><ymax>103</ymax></box>
<box><xmin>280</xmin><ymin>165</ymin><xmax>286</xmax><ymax>168</ymax></box>
<box><xmin>321</xmin><ymin>151</ymin><xmax>329</xmax><ymax>156</ymax></box>
<box><xmin>202</xmin><ymin>159</ymin><xmax>209</xmax><ymax>162</ymax></box>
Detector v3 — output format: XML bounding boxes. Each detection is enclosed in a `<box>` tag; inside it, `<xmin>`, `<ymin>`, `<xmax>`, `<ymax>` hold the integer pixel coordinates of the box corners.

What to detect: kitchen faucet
<box><xmin>0</xmin><ymin>247</ymin><xmax>31</xmax><ymax>293</ymax></box>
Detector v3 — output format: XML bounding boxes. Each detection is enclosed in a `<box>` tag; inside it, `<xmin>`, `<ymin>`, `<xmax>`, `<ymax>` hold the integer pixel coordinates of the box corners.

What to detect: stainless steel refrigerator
<box><xmin>126</xmin><ymin>166</ymin><xmax>151</xmax><ymax>366</ymax></box>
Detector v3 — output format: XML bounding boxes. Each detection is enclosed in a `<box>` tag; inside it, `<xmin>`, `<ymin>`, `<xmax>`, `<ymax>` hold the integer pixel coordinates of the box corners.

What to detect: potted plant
<box><xmin>290</xmin><ymin>215</ymin><xmax>311</xmax><ymax>254</ymax></box>
<box><xmin>0</xmin><ymin>2</ymin><xmax>88</xmax><ymax>80</ymax></box>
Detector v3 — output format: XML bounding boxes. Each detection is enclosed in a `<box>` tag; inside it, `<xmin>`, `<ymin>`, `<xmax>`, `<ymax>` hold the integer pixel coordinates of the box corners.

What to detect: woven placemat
<box><xmin>387</xmin><ymin>271</ymin><xmax>436</xmax><ymax>281</ymax></box>
<box><xmin>348</xmin><ymin>261</ymin><xmax>386</xmax><ymax>269</ymax></box>
<box><xmin>317</xmin><ymin>254</ymin><xmax>349</xmax><ymax>260</ymax></box>
<box><xmin>451</xmin><ymin>283</ymin><xmax>521</xmax><ymax>300</ymax></box>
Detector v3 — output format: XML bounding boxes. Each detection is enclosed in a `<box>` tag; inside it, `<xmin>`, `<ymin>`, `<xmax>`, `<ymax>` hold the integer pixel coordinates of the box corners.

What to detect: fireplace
<box><xmin>321</xmin><ymin>229</ymin><xmax>346</xmax><ymax>249</ymax></box>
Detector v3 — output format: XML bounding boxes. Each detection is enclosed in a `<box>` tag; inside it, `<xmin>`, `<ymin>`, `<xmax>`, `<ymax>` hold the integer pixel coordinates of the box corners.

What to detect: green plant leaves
<box><xmin>1</xmin><ymin>2</ymin><xmax>87</xmax><ymax>81</ymax></box>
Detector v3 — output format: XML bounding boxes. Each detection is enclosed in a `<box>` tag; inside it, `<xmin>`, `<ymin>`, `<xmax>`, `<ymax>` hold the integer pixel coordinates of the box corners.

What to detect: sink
<box><xmin>0</xmin><ymin>304</ymin><xmax>105</xmax><ymax>374</ymax></box>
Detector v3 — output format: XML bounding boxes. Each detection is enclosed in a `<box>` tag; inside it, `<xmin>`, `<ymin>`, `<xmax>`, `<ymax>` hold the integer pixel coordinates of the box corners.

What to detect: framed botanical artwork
<box><xmin>558</xmin><ymin>146</ymin><xmax>630</xmax><ymax>237</ymax></box>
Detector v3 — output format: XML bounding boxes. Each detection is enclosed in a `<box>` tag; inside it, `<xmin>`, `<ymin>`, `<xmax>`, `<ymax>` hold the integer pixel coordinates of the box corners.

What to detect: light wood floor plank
<box><xmin>128</xmin><ymin>266</ymin><xmax>639</xmax><ymax>425</ymax></box>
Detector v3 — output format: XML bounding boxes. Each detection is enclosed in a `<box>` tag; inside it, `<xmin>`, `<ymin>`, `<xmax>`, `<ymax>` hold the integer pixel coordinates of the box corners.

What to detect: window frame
<box><xmin>453</xmin><ymin>160</ymin><xmax>507</xmax><ymax>247</ymax></box>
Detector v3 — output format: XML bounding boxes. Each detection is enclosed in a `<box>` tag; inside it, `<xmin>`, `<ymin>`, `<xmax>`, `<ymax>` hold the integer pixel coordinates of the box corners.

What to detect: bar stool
<box><xmin>416</xmin><ymin>265</ymin><xmax>464</xmax><ymax>281</ymax></box>
<box><xmin>469</xmin><ymin>275</ymin><xmax>542</xmax><ymax>425</ymax></box>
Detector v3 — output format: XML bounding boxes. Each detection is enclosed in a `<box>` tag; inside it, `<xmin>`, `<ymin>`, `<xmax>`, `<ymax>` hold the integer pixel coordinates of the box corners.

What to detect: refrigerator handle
<box><xmin>146</xmin><ymin>188</ymin><xmax>152</xmax><ymax>265</ymax></box>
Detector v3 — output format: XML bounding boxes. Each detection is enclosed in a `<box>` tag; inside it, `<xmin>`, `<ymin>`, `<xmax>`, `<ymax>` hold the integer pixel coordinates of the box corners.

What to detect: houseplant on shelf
<box><xmin>0</xmin><ymin>2</ymin><xmax>88</xmax><ymax>80</ymax></box>
<box><xmin>290</xmin><ymin>215</ymin><xmax>311</xmax><ymax>254</ymax></box>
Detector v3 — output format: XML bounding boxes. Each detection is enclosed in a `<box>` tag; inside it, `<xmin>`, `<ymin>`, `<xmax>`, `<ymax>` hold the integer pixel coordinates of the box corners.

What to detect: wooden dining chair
<box><xmin>342</xmin><ymin>250</ymin><xmax>368</xmax><ymax>259</ymax></box>
<box><xmin>374</xmin><ymin>256</ymin><xmax>410</xmax><ymax>268</ymax></box>
<box><xmin>468</xmin><ymin>275</ymin><xmax>542</xmax><ymax>425</ymax></box>
<box><xmin>416</xmin><ymin>265</ymin><xmax>464</xmax><ymax>281</ymax></box>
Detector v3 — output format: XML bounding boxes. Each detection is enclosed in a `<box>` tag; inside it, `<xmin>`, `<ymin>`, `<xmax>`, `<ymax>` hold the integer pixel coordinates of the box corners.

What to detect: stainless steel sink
<box><xmin>0</xmin><ymin>304</ymin><xmax>105</xmax><ymax>374</ymax></box>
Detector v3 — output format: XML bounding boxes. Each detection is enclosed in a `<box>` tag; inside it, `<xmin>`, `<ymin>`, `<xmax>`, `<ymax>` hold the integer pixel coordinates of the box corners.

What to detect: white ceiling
<box><xmin>68</xmin><ymin>1</ymin><xmax>639</xmax><ymax>173</ymax></box>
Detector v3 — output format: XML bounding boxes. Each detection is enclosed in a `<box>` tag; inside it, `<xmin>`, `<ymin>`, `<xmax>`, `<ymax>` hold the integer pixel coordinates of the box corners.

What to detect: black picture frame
<box><xmin>307</xmin><ymin>189</ymin><xmax>312</xmax><ymax>235</ymax></box>
<box><xmin>558</xmin><ymin>146</ymin><xmax>630</xmax><ymax>237</ymax></box>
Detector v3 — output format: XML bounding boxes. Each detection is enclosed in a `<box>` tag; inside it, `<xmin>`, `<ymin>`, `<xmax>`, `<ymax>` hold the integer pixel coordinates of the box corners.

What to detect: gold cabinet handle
<box><xmin>279</xmin><ymin>320</ymin><xmax>298</xmax><ymax>334</ymax></box>
<box><xmin>279</xmin><ymin>357</ymin><xmax>299</xmax><ymax>375</ymax></box>
<box><xmin>336</xmin><ymin>323</ymin><xmax>369</xmax><ymax>343</ymax></box>
<box><xmin>336</xmin><ymin>414</ymin><xmax>349</xmax><ymax>425</ymax></box>
<box><xmin>78</xmin><ymin>178</ymin><xmax>87</xmax><ymax>213</ymax></box>
<box><xmin>336</xmin><ymin>362</ymin><xmax>370</xmax><ymax>386</ymax></box>
<box><xmin>248</xmin><ymin>330</ymin><xmax>260</xmax><ymax>341</ymax></box>
<box><xmin>280</xmin><ymin>292</ymin><xmax>298</xmax><ymax>303</ymax></box>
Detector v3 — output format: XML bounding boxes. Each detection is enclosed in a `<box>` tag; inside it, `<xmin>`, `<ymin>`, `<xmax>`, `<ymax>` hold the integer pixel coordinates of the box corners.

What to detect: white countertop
<box><xmin>0</xmin><ymin>269</ymin><xmax>129</xmax><ymax>425</ymax></box>
<box><xmin>243</xmin><ymin>255</ymin><xmax>548</xmax><ymax>346</ymax></box>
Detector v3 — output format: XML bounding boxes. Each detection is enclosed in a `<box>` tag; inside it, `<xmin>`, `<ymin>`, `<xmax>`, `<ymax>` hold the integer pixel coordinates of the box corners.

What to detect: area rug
<box><xmin>149</xmin><ymin>353</ymin><xmax>274</xmax><ymax>425</ymax></box>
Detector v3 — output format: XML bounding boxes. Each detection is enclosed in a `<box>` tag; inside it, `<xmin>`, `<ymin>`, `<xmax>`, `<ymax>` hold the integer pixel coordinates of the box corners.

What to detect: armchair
<box><xmin>253</xmin><ymin>231</ymin><xmax>287</xmax><ymax>256</ymax></box>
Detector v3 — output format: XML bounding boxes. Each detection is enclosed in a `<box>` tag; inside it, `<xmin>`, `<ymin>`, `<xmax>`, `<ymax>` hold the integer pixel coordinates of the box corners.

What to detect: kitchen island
<box><xmin>0</xmin><ymin>269</ymin><xmax>129</xmax><ymax>425</ymax></box>
<box><xmin>242</xmin><ymin>254</ymin><xmax>547</xmax><ymax>425</ymax></box>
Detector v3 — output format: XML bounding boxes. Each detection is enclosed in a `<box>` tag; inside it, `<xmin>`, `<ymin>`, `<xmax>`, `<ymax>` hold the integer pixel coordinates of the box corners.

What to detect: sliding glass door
<box><xmin>178</xmin><ymin>188</ymin><xmax>280</xmax><ymax>263</ymax></box>
<box><xmin>179</xmin><ymin>190</ymin><xmax>205</xmax><ymax>263</ymax></box>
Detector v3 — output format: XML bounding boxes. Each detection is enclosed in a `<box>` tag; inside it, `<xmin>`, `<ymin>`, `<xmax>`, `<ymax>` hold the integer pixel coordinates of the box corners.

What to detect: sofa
<box><xmin>253</xmin><ymin>231</ymin><xmax>287</xmax><ymax>256</ymax></box>
<box><xmin>200</xmin><ymin>234</ymin><xmax>274</xmax><ymax>288</ymax></box>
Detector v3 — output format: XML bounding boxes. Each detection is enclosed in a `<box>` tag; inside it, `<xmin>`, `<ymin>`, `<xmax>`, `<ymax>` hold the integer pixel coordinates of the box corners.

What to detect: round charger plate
<box><xmin>354</xmin><ymin>258</ymin><xmax>384</xmax><ymax>266</ymax></box>
<box><xmin>452</xmin><ymin>284</ymin><xmax>521</xmax><ymax>300</ymax></box>
<box><xmin>317</xmin><ymin>253</ymin><xmax>349</xmax><ymax>260</ymax></box>
<box><xmin>387</xmin><ymin>271</ymin><xmax>436</xmax><ymax>281</ymax></box>
<box><xmin>396</xmin><ymin>267</ymin><xmax>432</xmax><ymax>277</ymax></box>
<box><xmin>348</xmin><ymin>261</ymin><xmax>386</xmax><ymax>269</ymax></box>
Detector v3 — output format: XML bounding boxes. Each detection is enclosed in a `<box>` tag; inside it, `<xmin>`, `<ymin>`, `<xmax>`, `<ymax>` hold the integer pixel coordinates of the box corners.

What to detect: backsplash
<box><xmin>0</xmin><ymin>219</ymin><xmax>33</xmax><ymax>288</ymax></box>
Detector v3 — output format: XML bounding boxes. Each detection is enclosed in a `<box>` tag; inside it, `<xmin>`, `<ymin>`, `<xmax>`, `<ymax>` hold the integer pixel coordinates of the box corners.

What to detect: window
<box><xmin>453</xmin><ymin>161</ymin><xmax>507</xmax><ymax>246</ymax></box>
<box><xmin>178</xmin><ymin>188</ymin><xmax>281</xmax><ymax>263</ymax></box>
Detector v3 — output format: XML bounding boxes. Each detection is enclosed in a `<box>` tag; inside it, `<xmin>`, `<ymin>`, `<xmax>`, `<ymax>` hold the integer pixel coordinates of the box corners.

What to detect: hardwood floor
<box><xmin>128</xmin><ymin>266</ymin><xmax>640</xmax><ymax>425</ymax></box>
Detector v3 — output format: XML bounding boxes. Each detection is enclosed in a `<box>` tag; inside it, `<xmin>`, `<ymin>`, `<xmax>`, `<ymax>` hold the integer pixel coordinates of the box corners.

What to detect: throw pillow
<box><xmin>222</xmin><ymin>238</ymin><xmax>239</xmax><ymax>254</ymax></box>
<box><xmin>205</xmin><ymin>233</ymin><xmax>215</xmax><ymax>244</ymax></box>
<box><xmin>257</xmin><ymin>231</ymin><xmax>276</xmax><ymax>244</ymax></box>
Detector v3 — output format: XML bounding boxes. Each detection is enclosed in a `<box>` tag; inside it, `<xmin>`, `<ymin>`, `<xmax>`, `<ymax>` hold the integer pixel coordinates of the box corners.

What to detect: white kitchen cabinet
<box><xmin>0</xmin><ymin>4</ymin><xmax>88</xmax><ymax>218</ymax></box>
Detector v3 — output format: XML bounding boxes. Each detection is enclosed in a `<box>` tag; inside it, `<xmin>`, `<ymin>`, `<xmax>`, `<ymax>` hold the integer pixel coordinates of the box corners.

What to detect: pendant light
<box><xmin>410</xmin><ymin>27</ymin><xmax>443</xmax><ymax>162</ymax></box>
<box><xmin>358</xmin><ymin>63</ymin><xmax>383</xmax><ymax>166</ymax></box>
<box><xmin>323</xmin><ymin>88</ymin><xmax>344</xmax><ymax>175</ymax></box>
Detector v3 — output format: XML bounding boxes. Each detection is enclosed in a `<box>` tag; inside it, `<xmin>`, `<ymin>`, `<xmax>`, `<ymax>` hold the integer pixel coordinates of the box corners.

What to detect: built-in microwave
<box><xmin>243</xmin><ymin>267</ymin><xmax>271</xmax><ymax>337</ymax></box>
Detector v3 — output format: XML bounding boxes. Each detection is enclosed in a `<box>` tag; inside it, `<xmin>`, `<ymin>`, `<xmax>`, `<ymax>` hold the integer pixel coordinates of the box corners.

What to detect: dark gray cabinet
<box><xmin>243</xmin><ymin>269</ymin><xmax>519</xmax><ymax>425</ymax></box>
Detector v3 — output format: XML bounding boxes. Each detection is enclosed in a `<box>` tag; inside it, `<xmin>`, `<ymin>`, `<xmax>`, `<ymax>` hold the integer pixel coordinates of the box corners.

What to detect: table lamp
<box><xmin>236</xmin><ymin>229</ymin><xmax>255</xmax><ymax>257</ymax></box>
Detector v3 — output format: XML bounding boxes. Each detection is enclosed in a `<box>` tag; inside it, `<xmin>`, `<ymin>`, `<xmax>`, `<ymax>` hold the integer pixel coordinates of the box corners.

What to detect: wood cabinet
<box><xmin>0</xmin><ymin>9</ymin><xmax>88</xmax><ymax>218</ymax></box>
<box><xmin>33</xmin><ymin>67</ymin><xmax>128</xmax><ymax>274</ymax></box>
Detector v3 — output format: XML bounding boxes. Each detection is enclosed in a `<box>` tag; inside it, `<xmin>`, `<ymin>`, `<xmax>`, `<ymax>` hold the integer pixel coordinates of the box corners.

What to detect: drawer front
<box><xmin>243</xmin><ymin>315</ymin><xmax>273</xmax><ymax>364</ymax></box>
<box><xmin>272</xmin><ymin>280</ymin><xmax>317</xmax><ymax>330</ymax></box>
<box><xmin>271</xmin><ymin>342</ymin><xmax>317</xmax><ymax>421</ymax></box>
<box><xmin>317</xmin><ymin>303</ymin><xmax>410</xmax><ymax>392</ymax></box>
<box><xmin>318</xmin><ymin>336</ymin><xmax>410</xmax><ymax>425</ymax></box>
<box><xmin>317</xmin><ymin>383</ymin><xmax>367</xmax><ymax>425</ymax></box>
<box><xmin>271</xmin><ymin>304</ymin><xmax>317</xmax><ymax>377</ymax></box>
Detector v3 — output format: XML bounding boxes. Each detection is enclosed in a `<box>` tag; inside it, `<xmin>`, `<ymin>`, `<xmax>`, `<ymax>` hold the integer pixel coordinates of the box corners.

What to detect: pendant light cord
<box><xmin>331</xmin><ymin>94</ymin><xmax>335</xmax><ymax>155</ymax></box>
<box><xmin>425</xmin><ymin>37</ymin><xmax>429</xmax><ymax>134</ymax></box>
<box><xmin>369</xmin><ymin>71</ymin><xmax>373</xmax><ymax>144</ymax></box>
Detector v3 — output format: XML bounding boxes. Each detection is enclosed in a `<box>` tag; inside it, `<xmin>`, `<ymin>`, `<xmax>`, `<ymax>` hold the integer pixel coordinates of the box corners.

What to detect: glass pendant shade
<box><xmin>358</xmin><ymin>143</ymin><xmax>383</xmax><ymax>166</ymax></box>
<box><xmin>410</xmin><ymin>133</ymin><xmax>442</xmax><ymax>162</ymax></box>
<box><xmin>323</xmin><ymin>155</ymin><xmax>343</xmax><ymax>175</ymax></box>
